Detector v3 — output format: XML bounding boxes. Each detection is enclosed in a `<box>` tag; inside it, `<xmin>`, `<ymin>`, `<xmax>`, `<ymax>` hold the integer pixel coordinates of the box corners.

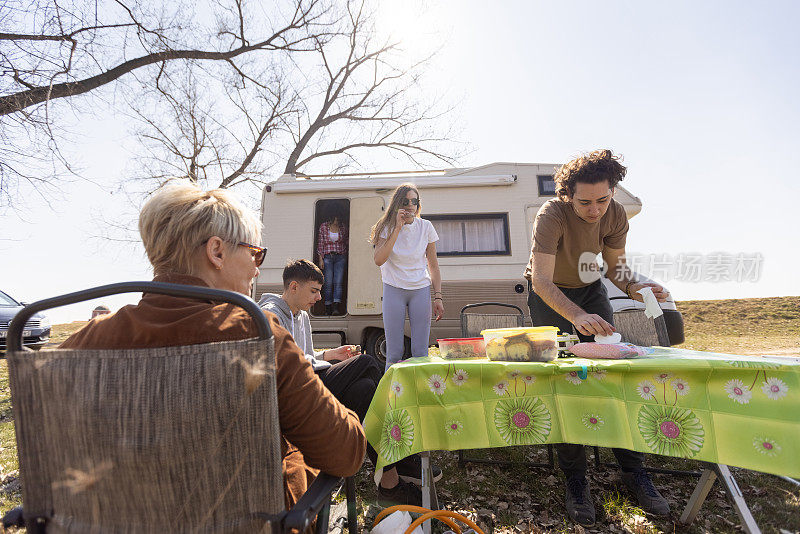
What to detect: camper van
<box><xmin>255</xmin><ymin>163</ymin><xmax>684</xmax><ymax>365</ymax></box>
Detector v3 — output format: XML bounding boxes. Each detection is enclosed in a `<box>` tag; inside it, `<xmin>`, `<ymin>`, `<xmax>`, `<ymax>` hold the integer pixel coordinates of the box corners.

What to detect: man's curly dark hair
<box><xmin>554</xmin><ymin>149</ymin><xmax>627</xmax><ymax>200</ymax></box>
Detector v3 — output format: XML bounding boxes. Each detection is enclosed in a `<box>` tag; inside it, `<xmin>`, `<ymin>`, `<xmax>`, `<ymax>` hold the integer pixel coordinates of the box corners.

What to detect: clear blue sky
<box><xmin>2</xmin><ymin>0</ymin><xmax>799</xmax><ymax>323</ymax></box>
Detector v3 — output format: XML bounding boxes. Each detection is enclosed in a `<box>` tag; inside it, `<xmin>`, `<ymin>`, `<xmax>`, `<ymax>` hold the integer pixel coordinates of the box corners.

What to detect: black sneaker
<box><xmin>621</xmin><ymin>469</ymin><xmax>670</xmax><ymax>516</ymax></box>
<box><xmin>377</xmin><ymin>479</ymin><xmax>423</xmax><ymax>507</ymax></box>
<box><xmin>395</xmin><ymin>454</ymin><xmax>443</xmax><ymax>485</ymax></box>
<box><xmin>564</xmin><ymin>475</ymin><xmax>596</xmax><ymax>527</ymax></box>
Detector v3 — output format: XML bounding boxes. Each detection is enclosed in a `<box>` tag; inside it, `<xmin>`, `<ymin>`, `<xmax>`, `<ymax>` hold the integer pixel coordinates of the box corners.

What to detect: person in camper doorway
<box><xmin>316</xmin><ymin>211</ymin><xmax>348</xmax><ymax>316</ymax></box>
<box><xmin>524</xmin><ymin>149</ymin><xmax>671</xmax><ymax>526</ymax></box>
<box><xmin>370</xmin><ymin>183</ymin><xmax>443</xmax><ymax>371</ymax></box>
<box><xmin>259</xmin><ymin>259</ymin><xmax>443</xmax><ymax>506</ymax></box>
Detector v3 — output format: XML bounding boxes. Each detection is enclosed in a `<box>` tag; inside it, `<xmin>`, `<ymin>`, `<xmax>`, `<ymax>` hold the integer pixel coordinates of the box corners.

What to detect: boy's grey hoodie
<box><xmin>258</xmin><ymin>293</ymin><xmax>331</xmax><ymax>371</ymax></box>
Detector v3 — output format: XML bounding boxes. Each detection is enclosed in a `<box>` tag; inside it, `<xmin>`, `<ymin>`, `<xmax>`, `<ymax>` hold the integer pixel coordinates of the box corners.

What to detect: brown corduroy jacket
<box><xmin>60</xmin><ymin>273</ymin><xmax>367</xmax><ymax>511</ymax></box>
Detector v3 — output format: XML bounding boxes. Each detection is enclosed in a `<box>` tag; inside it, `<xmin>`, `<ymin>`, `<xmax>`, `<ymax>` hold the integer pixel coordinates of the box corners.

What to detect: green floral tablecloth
<box><xmin>363</xmin><ymin>348</ymin><xmax>800</xmax><ymax>478</ymax></box>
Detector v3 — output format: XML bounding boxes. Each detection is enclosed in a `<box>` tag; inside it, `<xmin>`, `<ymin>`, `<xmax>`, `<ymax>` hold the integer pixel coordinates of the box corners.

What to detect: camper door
<box><xmin>347</xmin><ymin>196</ymin><xmax>384</xmax><ymax>315</ymax></box>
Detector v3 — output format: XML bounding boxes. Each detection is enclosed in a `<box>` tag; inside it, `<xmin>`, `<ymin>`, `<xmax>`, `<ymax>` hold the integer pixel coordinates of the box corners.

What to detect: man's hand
<box><xmin>572</xmin><ymin>313</ymin><xmax>616</xmax><ymax>337</ymax></box>
<box><xmin>629</xmin><ymin>282</ymin><xmax>670</xmax><ymax>303</ymax></box>
<box><xmin>432</xmin><ymin>299</ymin><xmax>444</xmax><ymax>321</ymax></box>
<box><xmin>325</xmin><ymin>345</ymin><xmax>360</xmax><ymax>361</ymax></box>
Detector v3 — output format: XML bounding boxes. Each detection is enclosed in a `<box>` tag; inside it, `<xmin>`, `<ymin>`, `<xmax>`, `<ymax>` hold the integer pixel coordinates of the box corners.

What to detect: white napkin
<box><xmin>594</xmin><ymin>333</ymin><xmax>622</xmax><ymax>344</ymax></box>
<box><xmin>637</xmin><ymin>286</ymin><xmax>664</xmax><ymax>319</ymax></box>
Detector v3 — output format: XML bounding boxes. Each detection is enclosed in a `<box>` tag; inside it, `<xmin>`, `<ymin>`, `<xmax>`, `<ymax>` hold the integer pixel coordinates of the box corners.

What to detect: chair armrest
<box><xmin>282</xmin><ymin>473</ymin><xmax>342</xmax><ymax>532</ymax></box>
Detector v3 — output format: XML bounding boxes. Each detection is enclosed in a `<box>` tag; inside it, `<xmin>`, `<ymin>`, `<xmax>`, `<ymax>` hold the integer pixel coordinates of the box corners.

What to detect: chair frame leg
<box><xmin>345</xmin><ymin>476</ymin><xmax>358</xmax><ymax>534</ymax></box>
<box><xmin>314</xmin><ymin>501</ymin><xmax>332</xmax><ymax>534</ymax></box>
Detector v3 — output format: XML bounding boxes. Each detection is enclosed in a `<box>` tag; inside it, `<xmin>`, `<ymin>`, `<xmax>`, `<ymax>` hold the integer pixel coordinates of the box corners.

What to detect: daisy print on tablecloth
<box><xmin>654</xmin><ymin>372</ymin><xmax>672</xmax><ymax>384</ymax></box>
<box><xmin>428</xmin><ymin>374</ymin><xmax>446</xmax><ymax>395</ymax></box>
<box><xmin>671</xmin><ymin>378</ymin><xmax>690</xmax><ymax>396</ymax></box>
<box><xmin>591</xmin><ymin>369</ymin><xmax>607</xmax><ymax>381</ymax></box>
<box><xmin>445</xmin><ymin>420</ymin><xmax>463</xmax><ymax>436</ymax></box>
<box><xmin>508</xmin><ymin>370</ymin><xmax>521</xmax><ymax>379</ymax></box>
<box><xmin>494</xmin><ymin>397</ymin><xmax>551</xmax><ymax>445</ymax></box>
<box><xmin>582</xmin><ymin>413</ymin><xmax>604</xmax><ymax>430</ymax></box>
<box><xmin>638</xmin><ymin>405</ymin><xmax>704</xmax><ymax>458</ymax></box>
<box><xmin>380</xmin><ymin>409</ymin><xmax>415</xmax><ymax>463</ymax></box>
<box><xmin>521</xmin><ymin>373</ymin><xmax>535</xmax><ymax>385</ymax></box>
<box><xmin>493</xmin><ymin>380</ymin><xmax>510</xmax><ymax>396</ymax></box>
<box><xmin>760</xmin><ymin>377</ymin><xmax>788</xmax><ymax>400</ymax></box>
<box><xmin>637</xmin><ymin>380</ymin><xmax>656</xmax><ymax>401</ymax></box>
<box><xmin>451</xmin><ymin>369</ymin><xmax>468</xmax><ymax>386</ymax></box>
<box><xmin>724</xmin><ymin>379</ymin><xmax>752</xmax><ymax>404</ymax></box>
<box><xmin>753</xmin><ymin>436</ymin><xmax>781</xmax><ymax>457</ymax></box>
<box><xmin>390</xmin><ymin>381</ymin><xmax>404</xmax><ymax>397</ymax></box>
<box><xmin>565</xmin><ymin>370</ymin><xmax>583</xmax><ymax>385</ymax></box>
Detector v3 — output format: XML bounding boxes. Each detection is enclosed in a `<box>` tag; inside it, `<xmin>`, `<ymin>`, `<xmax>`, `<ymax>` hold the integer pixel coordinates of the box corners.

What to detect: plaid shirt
<box><xmin>317</xmin><ymin>221</ymin><xmax>348</xmax><ymax>257</ymax></box>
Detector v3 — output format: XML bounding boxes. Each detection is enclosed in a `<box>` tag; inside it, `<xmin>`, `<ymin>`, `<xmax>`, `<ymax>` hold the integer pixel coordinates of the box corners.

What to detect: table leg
<box><xmin>712</xmin><ymin>464</ymin><xmax>761</xmax><ymax>534</ymax></box>
<box><xmin>680</xmin><ymin>464</ymin><xmax>761</xmax><ymax>534</ymax></box>
<box><xmin>419</xmin><ymin>451</ymin><xmax>440</xmax><ymax>534</ymax></box>
<box><xmin>680</xmin><ymin>466</ymin><xmax>716</xmax><ymax>525</ymax></box>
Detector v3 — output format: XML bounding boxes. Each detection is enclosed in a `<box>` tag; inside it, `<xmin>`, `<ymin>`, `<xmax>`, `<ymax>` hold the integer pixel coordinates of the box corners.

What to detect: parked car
<box><xmin>0</xmin><ymin>290</ymin><xmax>51</xmax><ymax>351</ymax></box>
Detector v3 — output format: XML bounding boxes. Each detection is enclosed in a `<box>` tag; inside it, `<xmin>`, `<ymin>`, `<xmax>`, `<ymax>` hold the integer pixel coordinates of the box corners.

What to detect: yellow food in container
<box><xmin>481</xmin><ymin>326</ymin><xmax>559</xmax><ymax>362</ymax></box>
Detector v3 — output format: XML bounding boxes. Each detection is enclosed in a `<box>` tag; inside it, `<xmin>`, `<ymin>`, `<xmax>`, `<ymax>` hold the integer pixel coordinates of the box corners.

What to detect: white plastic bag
<box><xmin>371</xmin><ymin>510</ymin><xmax>424</xmax><ymax>534</ymax></box>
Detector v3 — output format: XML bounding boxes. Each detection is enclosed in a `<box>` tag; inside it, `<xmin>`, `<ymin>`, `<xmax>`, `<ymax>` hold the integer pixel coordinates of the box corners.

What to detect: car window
<box><xmin>0</xmin><ymin>291</ymin><xmax>20</xmax><ymax>306</ymax></box>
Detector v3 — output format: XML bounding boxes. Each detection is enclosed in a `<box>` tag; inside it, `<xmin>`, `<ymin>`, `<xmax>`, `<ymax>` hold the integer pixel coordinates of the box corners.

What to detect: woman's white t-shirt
<box><xmin>379</xmin><ymin>217</ymin><xmax>439</xmax><ymax>290</ymax></box>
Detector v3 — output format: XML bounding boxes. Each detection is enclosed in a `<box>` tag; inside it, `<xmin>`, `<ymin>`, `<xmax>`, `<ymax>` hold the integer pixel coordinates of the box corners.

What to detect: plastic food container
<box><xmin>437</xmin><ymin>337</ymin><xmax>486</xmax><ymax>359</ymax></box>
<box><xmin>481</xmin><ymin>326</ymin><xmax>559</xmax><ymax>362</ymax></box>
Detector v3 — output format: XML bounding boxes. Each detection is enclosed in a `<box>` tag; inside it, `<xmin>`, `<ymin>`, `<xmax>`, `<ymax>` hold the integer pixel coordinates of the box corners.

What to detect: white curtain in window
<box><xmin>431</xmin><ymin>220</ymin><xmax>464</xmax><ymax>253</ymax></box>
<box><xmin>464</xmin><ymin>219</ymin><xmax>505</xmax><ymax>252</ymax></box>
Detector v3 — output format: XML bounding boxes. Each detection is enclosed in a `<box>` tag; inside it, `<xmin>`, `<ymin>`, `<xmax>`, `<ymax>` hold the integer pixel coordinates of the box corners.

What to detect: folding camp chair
<box><xmin>457</xmin><ymin>302</ymin><xmax>555</xmax><ymax>469</ymax></box>
<box><xmin>1</xmin><ymin>282</ymin><xmax>357</xmax><ymax>534</ymax></box>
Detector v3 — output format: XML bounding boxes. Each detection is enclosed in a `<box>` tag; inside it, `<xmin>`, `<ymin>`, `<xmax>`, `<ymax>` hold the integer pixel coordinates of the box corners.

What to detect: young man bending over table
<box><xmin>524</xmin><ymin>149</ymin><xmax>671</xmax><ymax>526</ymax></box>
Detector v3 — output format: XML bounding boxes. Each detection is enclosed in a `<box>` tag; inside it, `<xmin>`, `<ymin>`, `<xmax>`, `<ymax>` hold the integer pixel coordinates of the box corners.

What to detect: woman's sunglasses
<box><xmin>238</xmin><ymin>242</ymin><xmax>268</xmax><ymax>267</ymax></box>
<box><xmin>401</xmin><ymin>198</ymin><xmax>420</xmax><ymax>207</ymax></box>
<box><xmin>201</xmin><ymin>239</ymin><xmax>267</xmax><ymax>267</ymax></box>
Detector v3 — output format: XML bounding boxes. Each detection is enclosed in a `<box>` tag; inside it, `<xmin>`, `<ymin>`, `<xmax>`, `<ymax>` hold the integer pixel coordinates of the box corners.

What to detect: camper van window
<box><xmin>424</xmin><ymin>213</ymin><xmax>510</xmax><ymax>256</ymax></box>
<box><xmin>538</xmin><ymin>175</ymin><xmax>556</xmax><ymax>196</ymax></box>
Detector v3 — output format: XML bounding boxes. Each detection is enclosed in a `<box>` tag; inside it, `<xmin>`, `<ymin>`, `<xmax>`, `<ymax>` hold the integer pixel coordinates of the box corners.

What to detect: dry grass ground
<box><xmin>1</xmin><ymin>298</ymin><xmax>799</xmax><ymax>532</ymax></box>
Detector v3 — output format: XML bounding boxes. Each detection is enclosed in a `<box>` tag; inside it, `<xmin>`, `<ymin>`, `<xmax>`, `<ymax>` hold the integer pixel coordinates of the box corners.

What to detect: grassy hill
<box><xmin>678</xmin><ymin>296</ymin><xmax>800</xmax><ymax>355</ymax></box>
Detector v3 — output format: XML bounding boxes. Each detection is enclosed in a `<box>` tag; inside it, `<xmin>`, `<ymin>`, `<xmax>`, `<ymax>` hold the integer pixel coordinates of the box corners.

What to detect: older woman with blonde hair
<box><xmin>61</xmin><ymin>179</ymin><xmax>366</xmax><ymax>511</ymax></box>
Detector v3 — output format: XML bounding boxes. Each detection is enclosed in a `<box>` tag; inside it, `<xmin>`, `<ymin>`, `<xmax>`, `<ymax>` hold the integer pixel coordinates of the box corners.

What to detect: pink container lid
<box><xmin>437</xmin><ymin>338</ymin><xmax>484</xmax><ymax>342</ymax></box>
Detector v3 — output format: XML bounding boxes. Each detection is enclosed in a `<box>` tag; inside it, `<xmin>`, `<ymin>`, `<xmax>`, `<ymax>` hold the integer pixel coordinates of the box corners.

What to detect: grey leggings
<box><xmin>382</xmin><ymin>283</ymin><xmax>432</xmax><ymax>370</ymax></box>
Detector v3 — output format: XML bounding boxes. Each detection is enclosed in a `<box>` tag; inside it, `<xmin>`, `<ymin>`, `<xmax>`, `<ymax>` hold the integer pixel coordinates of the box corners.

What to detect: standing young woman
<box><xmin>370</xmin><ymin>183</ymin><xmax>444</xmax><ymax>370</ymax></box>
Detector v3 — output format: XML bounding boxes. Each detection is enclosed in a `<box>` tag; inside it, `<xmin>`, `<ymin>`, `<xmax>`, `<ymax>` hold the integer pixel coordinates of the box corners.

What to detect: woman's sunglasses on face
<box><xmin>200</xmin><ymin>239</ymin><xmax>267</xmax><ymax>267</ymax></box>
<box><xmin>238</xmin><ymin>242</ymin><xmax>267</xmax><ymax>267</ymax></box>
<box><xmin>401</xmin><ymin>198</ymin><xmax>420</xmax><ymax>207</ymax></box>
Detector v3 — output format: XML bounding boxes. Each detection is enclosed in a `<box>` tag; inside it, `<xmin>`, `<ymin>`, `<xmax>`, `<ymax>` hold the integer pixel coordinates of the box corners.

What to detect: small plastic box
<box><xmin>437</xmin><ymin>337</ymin><xmax>487</xmax><ymax>359</ymax></box>
<box><xmin>481</xmin><ymin>326</ymin><xmax>559</xmax><ymax>362</ymax></box>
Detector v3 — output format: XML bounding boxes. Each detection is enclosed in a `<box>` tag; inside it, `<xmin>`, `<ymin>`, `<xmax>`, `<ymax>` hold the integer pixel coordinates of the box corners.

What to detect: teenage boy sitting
<box><xmin>259</xmin><ymin>259</ymin><xmax>442</xmax><ymax>505</ymax></box>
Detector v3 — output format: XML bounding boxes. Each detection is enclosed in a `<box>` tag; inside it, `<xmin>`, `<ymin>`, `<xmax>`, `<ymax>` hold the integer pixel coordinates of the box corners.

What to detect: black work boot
<box><xmin>325</xmin><ymin>304</ymin><xmax>333</xmax><ymax>316</ymax></box>
<box><xmin>621</xmin><ymin>469</ymin><xmax>670</xmax><ymax>515</ymax></box>
<box><xmin>564</xmin><ymin>474</ymin><xmax>596</xmax><ymax>527</ymax></box>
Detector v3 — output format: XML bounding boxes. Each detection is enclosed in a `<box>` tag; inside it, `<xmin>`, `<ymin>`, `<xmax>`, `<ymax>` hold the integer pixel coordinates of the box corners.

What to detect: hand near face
<box><xmin>395</xmin><ymin>209</ymin><xmax>407</xmax><ymax>227</ymax></box>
